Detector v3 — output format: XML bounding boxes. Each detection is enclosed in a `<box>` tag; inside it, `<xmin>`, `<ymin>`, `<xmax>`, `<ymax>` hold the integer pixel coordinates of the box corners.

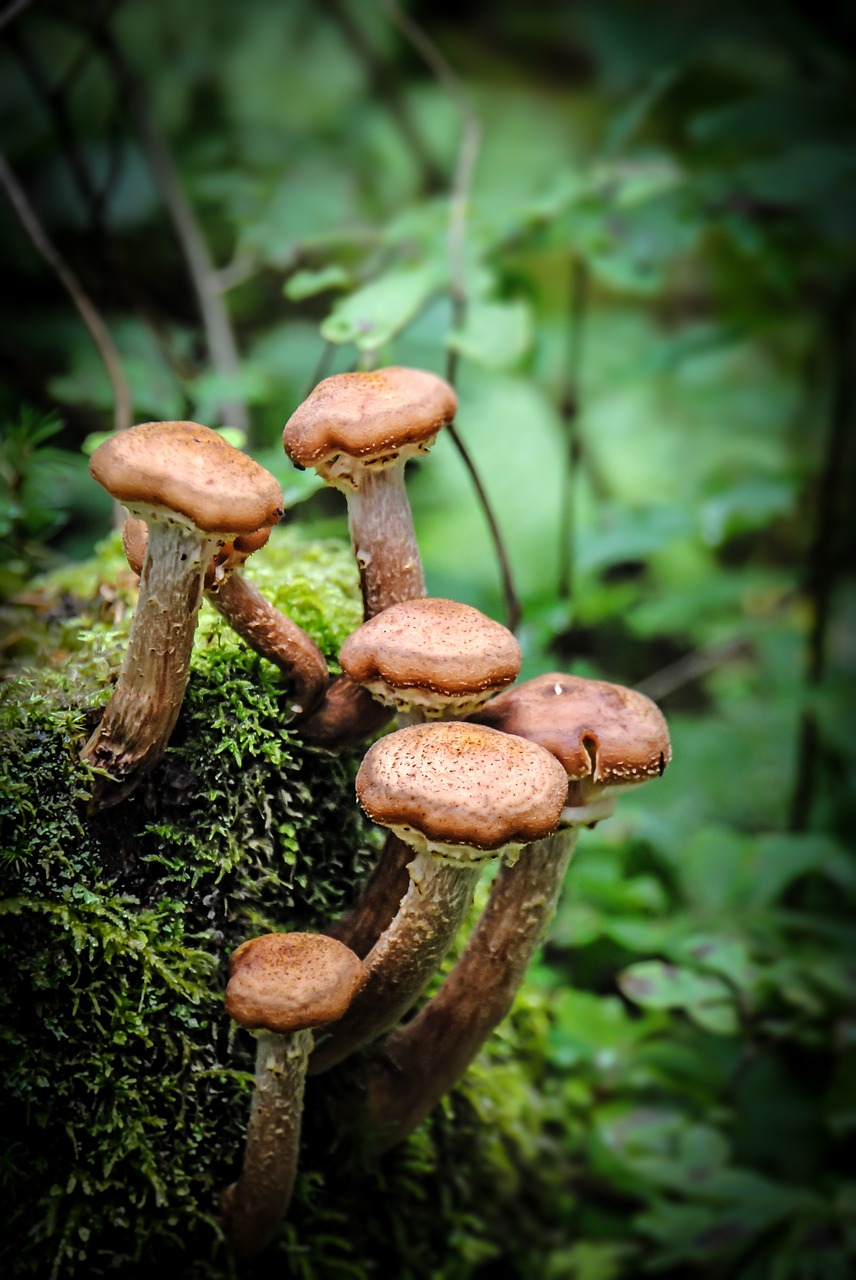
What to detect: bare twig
<box><xmin>0</xmin><ymin>0</ymin><xmax>33</xmax><ymax>35</ymax></box>
<box><xmin>90</xmin><ymin>21</ymin><xmax>250</xmax><ymax>436</ymax></box>
<box><xmin>379</xmin><ymin>0</ymin><xmax>522</xmax><ymax>632</ymax></box>
<box><xmin>557</xmin><ymin>256</ymin><xmax>589</xmax><ymax>606</ymax></box>
<box><xmin>0</xmin><ymin>151</ymin><xmax>133</xmax><ymax>440</ymax></box>
<box><xmin>789</xmin><ymin>286</ymin><xmax>855</xmax><ymax>831</ymax></box>
<box><xmin>634</xmin><ymin>635</ymin><xmax>752</xmax><ymax>702</ymax></box>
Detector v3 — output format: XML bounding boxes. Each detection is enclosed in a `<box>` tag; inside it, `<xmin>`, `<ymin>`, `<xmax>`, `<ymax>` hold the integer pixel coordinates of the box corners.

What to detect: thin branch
<box><xmin>90</xmin><ymin>20</ymin><xmax>250</xmax><ymax>435</ymax></box>
<box><xmin>0</xmin><ymin>0</ymin><xmax>34</xmax><ymax>35</ymax></box>
<box><xmin>379</xmin><ymin>0</ymin><xmax>522</xmax><ymax>632</ymax></box>
<box><xmin>0</xmin><ymin>151</ymin><xmax>132</xmax><ymax>438</ymax></box>
<box><xmin>556</xmin><ymin>255</ymin><xmax>589</xmax><ymax>606</ymax></box>
<box><xmin>789</xmin><ymin>286</ymin><xmax>855</xmax><ymax>831</ymax></box>
<box><xmin>634</xmin><ymin>636</ymin><xmax>752</xmax><ymax>703</ymax></box>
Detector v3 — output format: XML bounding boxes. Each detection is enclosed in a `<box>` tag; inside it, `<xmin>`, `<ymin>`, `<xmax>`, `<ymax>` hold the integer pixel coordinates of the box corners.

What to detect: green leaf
<box><xmin>618</xmin><ymin>961</ymin><xmax>739</xmax><ymax>1035</ymax></box>
<box><xmin>284</xmin><ymin>265</ymin><xmax>353</xmax><ymax>301</ymax></box>
<box><xmin>320</xmin><ymin>261</ymin><xmax>443</xmax><ymax>350</ymax></box>
<box><xmin>446</xmin><ymin>298</ymin><xmax>533</xmax><ymax>370</ymax></box>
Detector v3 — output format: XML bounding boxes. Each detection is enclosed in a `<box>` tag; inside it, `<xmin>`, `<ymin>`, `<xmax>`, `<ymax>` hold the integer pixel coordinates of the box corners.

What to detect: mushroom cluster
<box><xmin>78</xmin><ymin>370</ymin><xmax>671</xmax><ymax>1261</ymax></box>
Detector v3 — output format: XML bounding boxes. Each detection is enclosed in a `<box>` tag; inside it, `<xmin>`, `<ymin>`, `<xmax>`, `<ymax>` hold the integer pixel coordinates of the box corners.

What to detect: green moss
<box><xmin>0</xmin><ymin>532</ymin><xmax>574</xmax><ymax>1278</ymax></box>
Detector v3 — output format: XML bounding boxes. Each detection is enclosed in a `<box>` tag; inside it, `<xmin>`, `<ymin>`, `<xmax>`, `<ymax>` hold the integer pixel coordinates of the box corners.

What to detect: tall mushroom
<box><xmin>80</xmin><ymin>421</ymin><xmax>283</xmax><ymax>811</ymax></box>
<box><xmin>308</xmin><ymin>720</ymin><xmax>568</xmax><ymax>1075</ymax></box>
<box><xmin>328</xmin><ymin>597</ymin><xmax>523</xmax><ymax>957</ymax></box>
<box><xmin>220</xmin><ymin>931</ymin><xmax>365</xmax><ymax>1261</ymax></box>
<box><xmin>282</xmin><ymin>367</ymin><xmax>457</xmax><ymax>620</ymax></box>
<box><xmin>362</xmin><ymin>672</ymin><xmax>671</xmax><ymax>1150</ymax></box>
<box><xmin>122</xmin><ymin>516</ymin><xmax>329</xmax><ymax>721</ymax></box>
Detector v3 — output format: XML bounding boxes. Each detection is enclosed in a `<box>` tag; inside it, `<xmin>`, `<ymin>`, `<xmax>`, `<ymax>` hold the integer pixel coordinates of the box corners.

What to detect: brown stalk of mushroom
<box><xmin>282</xmin><ymin>367</ymin><xmax>457</xmax><ymax>622</ymax></box>
<box><xmin>80</xmin><ymin>421</ymin><xmax>284</xmax><ymax>812</ymax></box>
<box><xmin>220</xmin><ymin>932</ymin><xmax>365</xmax><ymax>1262</ymax></box>
<box><xmin>308</xmin><ymin>720</ymin><xmax>569</xmax><ymax>1077</ymax></box>
<box><xmin>325</xmin><ymin>597</ymin><xmax>522</xmax><ymax>958</ymax></box>
<box><xmin>122</xmin><ymin>516</ymin><xmax>329</xmax><ymax>721</ymax></box>
<box><xmin>361</xmin><ymin>673</ymin><xmax>672</xmax><ymax>1151</ymax></box>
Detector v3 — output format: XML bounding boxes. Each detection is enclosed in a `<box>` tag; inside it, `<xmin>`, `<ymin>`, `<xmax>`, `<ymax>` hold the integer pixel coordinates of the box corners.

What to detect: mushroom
<box><xmin>282</xmin><ymin>367</ymin><xmax>457</xmax><ymax>619</ymax></box>
<box><xmin>362</xmin><ymin>672</ymin><xmax>671</xmax><ymax>1149</ymax></box>
<box><xmin>327</xmin><ymin>598</ymin><xmax>522</xmax><ymax>957</ymax></box>
<box><xmin>220</xmin><ymin>931</ymin><xmax>365</xmax><ymax>1261</ymax></box>
<box><xmin>338</xmin><ymin>597</ymin><xmax>522</xmax><ymax>721</ymax></box>
<box><xmin>122</xmin><ymin>515</ymin><xmax>329</xmax><ymax>721</ymax></box>
<box><xmin>308</xmin><ymin>720</ymin><xmax>569</xmax><ymax>1076</ymax></box>
<box><xmin>80</xmin><ymin>421</ymin><xmax>283</xmax><ymax>811</ymax></box>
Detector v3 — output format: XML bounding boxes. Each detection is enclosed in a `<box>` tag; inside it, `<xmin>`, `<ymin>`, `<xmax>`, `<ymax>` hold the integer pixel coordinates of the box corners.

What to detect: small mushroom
<box><xmin>282</xmin><ymin>367</ymin><xmax>457</xmax><ymax>619</ymax></box>
<box><xmin>220</xmin><ymin>931</ymin><xmax>365</xmax><ymax>1261</ymax></box>
<box><xmin>328</xmin><ymin>598</ymin><xmax>522</xmax><ymax>957</ymax></box>
<box><xmin>362</xmin><ymin>672</ymin><xmax>671</xmax><ymax>1149</ymax></box>
<box><xmin>81</xmin><ymin>421</ymin><xmax>283</xmax><ymax>810</ymax></box>
<box><xmin>308</xmin><ymin>720</ymin><xmax>568</xmax><ymax>1075</ymax></box>
<box><xmin>122</xmin><ymin>515</ymin><xmax>329</xmax><ymax>721</ymax></box>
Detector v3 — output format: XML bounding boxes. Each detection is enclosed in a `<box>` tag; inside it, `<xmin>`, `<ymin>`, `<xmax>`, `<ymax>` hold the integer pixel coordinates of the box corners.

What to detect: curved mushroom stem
<box><xmin>295</xmin><ymin>674</ymin><xmax>393</xmax><ymax>752</ymax></box>
<box><xmin>81</xmin><ymin>518</ymin><xmax>215</xmax><ymax>811</ymax></box>
<box><xmin>361</xmin><ymin>827</ymin><xmax>579</xmax><ymax>1151</ymax></box>
<box><xmin>347</xmin><ymin>463</ymin><xmax>425</xmax><ymax>620</ymax></box>
<box><xmin>220</xmin><ymin>1027</ymin><xmax>313</xmax><ymax>1261</ymax></box>
<box><xmin>309</xmin><ymin>850</ymin><xmax>483</xmax><ymax>1076</ymax></box>
<box><xmin>207</xmin><ymin>572</ymin><xmax>329</xmax><ymax>720</ymax></box>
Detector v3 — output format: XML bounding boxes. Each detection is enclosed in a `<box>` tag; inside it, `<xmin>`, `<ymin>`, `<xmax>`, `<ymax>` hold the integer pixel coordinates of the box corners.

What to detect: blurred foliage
<box><xmin>1</xmin><ymin>0</ymin><xmax>855</xmax><ymax>1276</ymax></box>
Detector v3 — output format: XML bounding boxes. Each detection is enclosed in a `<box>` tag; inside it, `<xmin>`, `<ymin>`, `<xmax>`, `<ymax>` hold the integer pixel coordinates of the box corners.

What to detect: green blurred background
<box><xmin>2</xmin><ymin>1</ymin><xmax>855</xmax><ymax>1275</ymax></box>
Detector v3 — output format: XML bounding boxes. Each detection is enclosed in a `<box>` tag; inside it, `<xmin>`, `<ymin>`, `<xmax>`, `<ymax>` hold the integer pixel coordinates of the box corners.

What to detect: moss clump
<box><xmin>0</xmin><ymin>529</ymin><xmax>574</xmax><ymax>1278</ymax></box>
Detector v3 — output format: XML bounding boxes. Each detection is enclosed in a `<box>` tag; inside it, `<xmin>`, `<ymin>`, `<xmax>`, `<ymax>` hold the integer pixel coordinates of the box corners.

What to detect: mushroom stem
<box><xmin>207</xmin><ymin>572</ymin><xmax>329</xmax><ymax>719</ymax></box>
<box><xmin>220</xmin><ymin>1027</ymin><xmax>312</xmax><ymax>1261</ymax></box>
<box><xmin>362</xmin><ymin>827</ymin><xmax>579</xmax><ymax>1150</ymax></box>
<box><xmin>295</xmin><ymin>674</ymin><xmax>394</xmax><ymax>752</ymax></box>
<box><xmin>81</xmin><ymin>517</ymin><xmax>215</xmax><ymax>808</ymax></box>
<box><xmin>347</xmin><ymin>463</ymin><xmax>425</xmax><ymax>619</ymax></box>
<box><xmin>309</xmin><ymin>850</ymin><xmax>482</xmax><ymax>1075</ymax></box>
<box><xmin>326</xmin><ymin>830</ymin><xmax>413</xmax><ymax>957</ymax></box>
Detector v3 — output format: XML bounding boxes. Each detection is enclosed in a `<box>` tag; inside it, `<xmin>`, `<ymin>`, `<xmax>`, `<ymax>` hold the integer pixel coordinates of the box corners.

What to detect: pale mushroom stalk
<box><xmin>81</xmin><ymin>420</ymin><xmax>283</xmax><ymax>810</ymax></box>
<box><xmin>220</xmin><ymin>932</ymin><xmax>364</xmax><ymax>1261</ymax></box>
<box><xmin>326</xmin><ymin>829</ymin><xmax>413</xmax><ymax>957</ymax></box>
<box><xmin>347</xmin><ymin>461</ymin><xmax>426</xmax><ymax>618</ymax></box>
<box><xmin>361</xmin><ymin>826</ymin><xmax>579</xmax><ymax>1151</ymax></box>
<box><xmin>220</xmin><ymin>1028</ymin><xmax>313</xmax><ymax>1261</ymax></box>
<box><xmin>309</xmin><ymin>850</ymin><xmax>483</xmax><ymax>1075</ymax></box>
<box><xmin>124</xmin><ymin>516</ymin><xmax>329</xmax><ymax>721</ymax></box>
<box><xmin>81</xmin><ymin>515</ymin><xmax>219</xmax><ymax>803</ymax></box>
<box><xmin>309</xmin><ymin>721</ymin><xmax>569</xmax><ymax>1076</ymax></box>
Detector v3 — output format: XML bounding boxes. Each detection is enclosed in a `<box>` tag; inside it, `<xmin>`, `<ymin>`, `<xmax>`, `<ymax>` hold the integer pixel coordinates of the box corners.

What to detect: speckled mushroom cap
<box><xmin>282</xmin><ymin>367</ymin><xmax>457</xmax><ymax>488</ymax></box>
<box><xmin>355</xmin><ymin>720</ymin><xmax>569</xmax><ymax>865</ymax></box>
<box><xmin>225</xmin><ymin>932</ymin><xmax>366</xmax><ymax>1034</ymax></box>
<box><xmin>90</xmin><ymin>421</ymin><xmax>284</xmax><ymax>536</ymax></box>
<box><xmin>338</xmin><ymin>597</ymin><xmax>522</xmax><ymax>717</ymax></box>
<box><xmin>471</xmin><ymin>672</ymin><xmax>671</xmax><ymax>790</ymax></box>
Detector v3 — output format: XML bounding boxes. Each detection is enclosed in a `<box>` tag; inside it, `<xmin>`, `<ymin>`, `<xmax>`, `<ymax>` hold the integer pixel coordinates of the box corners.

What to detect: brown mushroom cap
<box><xmin>339</xmin><ymin>597</ymin><xmax>522</xmax><ymax>715</ymax></box>
<box><xmin>471</xmin><ymin>671</ymin><xmax>671</xmax><ymax>788</ymax></box>
<box><xmin>355</xmin><ymin>720</ymin><xmax>568</xmax><ymax>862</ymax></box>
<box><xmin>225</xmin><ymin>932</ymin><xmax>366</xmax><ymax>1034</ymax></box>
<box><xmin>90</xmin><ymin>421</ymin><xmax>284</xmax><ymax>535</ymax></box>
<box><xmin>282</xmin><ymin>367</ymin><xmax>457</xmax><ymax>485</ymax></box>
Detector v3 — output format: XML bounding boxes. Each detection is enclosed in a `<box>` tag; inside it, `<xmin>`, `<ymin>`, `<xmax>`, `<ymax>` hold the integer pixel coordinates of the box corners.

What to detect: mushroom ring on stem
<box><xmin>80</xmin><ymin>421</ymin><xmax>284</xmax><ymax>812</ymax></box>
<box><xmin>122</xmin><ymin>516</ymin><xmax>329</xmax><ymax>721</ymax></box>
<box><xmin>220</xmin><ymin>931</ymin><xmax>365</xmax><ymax>1261</ymax></box>
<box><xmin>308</xmin><ymin>720</ymin><xmax>569</xmax><ymax>1076</ymax></box>
<box><xmin>328</xmin><ymin>597</ymin><xmax>522</xmax><ymax>957</ymax></box>
<box><xmin>282</xmin><ymin>367</ymin><xmax>457</xmax><ymax>619</ymax></box>
<box><xmin>362</xmin><ymin>672</ymin><xmax>671</xmax><ymax>1149</ymax></box>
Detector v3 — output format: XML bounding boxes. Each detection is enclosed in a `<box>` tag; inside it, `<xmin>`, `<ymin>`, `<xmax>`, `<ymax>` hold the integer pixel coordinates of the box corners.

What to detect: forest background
<box><xmin>1</xmin><ymin>1</ymin><xmax>855</xmax><ymax>1277</ymax></box>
